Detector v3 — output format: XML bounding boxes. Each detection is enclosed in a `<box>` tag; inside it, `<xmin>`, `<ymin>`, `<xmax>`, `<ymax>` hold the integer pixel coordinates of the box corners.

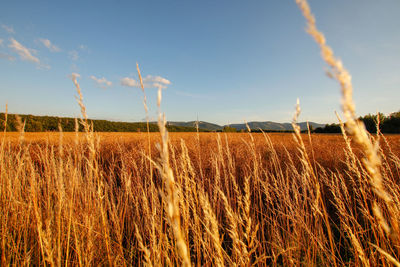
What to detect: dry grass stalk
<box><xmin>292</xmin><ymin>99</ymin><xmax>337</xmax><ymax>266</ymax></box>
<box><xmin>198</xmin><ymin>191</ymin><xmax>224</xmax><ymax>266</ymax></box>
<box><xmin>370</xmin><ymin>243</ymin><xmax>400</xmax><ymax>267</ymax></box>
<box><xmin>1</xmin><ymin>130</ymin><xmax>400</xmax><ymax>265</ymax></box>
<box><xmin>295</xmin><ymin>0</ymin><xmax>399</xmax><ymax>255</ymax></box>
<box><xmin>136</xmin><ymin>62</ymin><xmax>153</xmax><ymax>181</ymax></box>
<box><xmin>154</xmin><ymin>80</ymin><xmax>191</xmax><ymax>265</ymax></box>
<box><xmin>2</xmin><ymin>104</ymin><xmax>7</xmax><ymax>133</ymax></box>
<box><xmin>295</xmin><ymin>0</ymin><xmax>391</xmax><ymax>201</ymax></box>
<box><xmin>134</xmin><ymin>223</ymin><xmax>153</xmax><ymax>267</ymax></box>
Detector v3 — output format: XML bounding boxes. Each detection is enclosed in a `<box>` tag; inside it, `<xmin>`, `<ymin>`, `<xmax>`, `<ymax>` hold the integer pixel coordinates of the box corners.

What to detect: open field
<box><xmin>1</xmin><ymin>0</ymin><xmax>400</xmax><ymax>266</ymax></box>
<box><xmin>1</xmin><ymin>130</ymin><xmax>400</xmax><ymax>265</ymax></box>
<box><xmin>2</xmin><ymin>131</ymin><xmax>400</xmax><ymax>170</ymax></box>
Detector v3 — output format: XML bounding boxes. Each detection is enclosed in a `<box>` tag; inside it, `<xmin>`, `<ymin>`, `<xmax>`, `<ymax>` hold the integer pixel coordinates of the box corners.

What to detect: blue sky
<box><xmin>0</xmin><ymin>0</ymin><xmax>399</xmax><ymax>125</ymax></box>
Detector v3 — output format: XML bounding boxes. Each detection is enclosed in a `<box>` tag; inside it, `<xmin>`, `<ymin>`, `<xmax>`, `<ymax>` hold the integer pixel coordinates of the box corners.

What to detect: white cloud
<box><xmin>90</xmin><ymin>75</ymin><xmax>112</xmax><ymax>89</ymax></box>
<box><xmin>69</xmin><ymin>72</ymin><xmax>81</xmax><ymax>81</ymax></box>
<box><xmin>8</xmin><ymin>38</ymin><xmax>40</xmax><ymax>64</ymax></box>
<box><xmin>0</xmin><ymin>39</ymin><xmax>3</xmax><ymax>46</ymax></box>
<box><xmin>39</xmin><ymin>38</ymin><xmax>60</xmax><ymax>52</ymax></box>
<box><xmin>120</xmin><ymin>75</ymin><xmax>171</xmax><ymax>89</ymax></box>
<box><xmin>144</xmin><ymin>75</ymin><xmax>171</xmax><ymax>86</ymax></box>
<box><xmin>2</xmin><ymin>24</ymin><xmax>15</xmax><ymax>34</ymax></box>
<box><xmin>0</xmin><ymin>53</ymin><xmax>16</xmax><ymax>61</ymax></box>
<box><xmin>69</xmin><ymin>50</ymin><xmax>79</xmax><ymax>61</ymax></box>
<box><xmin>143</xmin><ymin>75</ymin><xmax>171</xmax><ymax>89</ymax></box>
<box><xmin>121</xmin><ymin>77</ymin><xmax>140</xmax><ymax>87</ymax></box>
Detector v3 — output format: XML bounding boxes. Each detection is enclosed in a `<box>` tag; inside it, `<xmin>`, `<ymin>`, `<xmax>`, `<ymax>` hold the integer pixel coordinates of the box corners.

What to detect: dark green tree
<box><xmin>223</xmin><ymin>126</ymin><xmax>237</xmax><ymax>132</ymax></box>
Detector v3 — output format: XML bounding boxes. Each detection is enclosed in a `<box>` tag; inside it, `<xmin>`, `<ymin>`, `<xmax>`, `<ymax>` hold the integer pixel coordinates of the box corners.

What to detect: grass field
<box><xmin>1</xmin><ymin>131</ymin><xmax>400</xmax><ymax>265</ymax></box>
<box><xmin>1</xmin><ymin>0</ymin><xmax>400</xmax><ymax>265</ymax></box>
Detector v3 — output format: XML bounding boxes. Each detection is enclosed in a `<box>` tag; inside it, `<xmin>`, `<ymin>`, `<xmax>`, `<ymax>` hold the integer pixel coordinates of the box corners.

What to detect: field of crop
<box><xmin>1</xmin><ymin>130</ymin><xmax>400</xmax><ymax>266</ymax></box>
<box><xmin>1</xmin><ymin>0</ymin><xmax>400</xmax><ymax>266</ymax></box>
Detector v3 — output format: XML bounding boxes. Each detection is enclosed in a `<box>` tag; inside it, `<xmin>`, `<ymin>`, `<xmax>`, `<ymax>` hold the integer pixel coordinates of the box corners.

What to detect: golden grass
<box><xmin>1</xmin><ymin>0</ymin><xmax>400</xmax><ymax>265</ymax></box>
<box><xmin>296</xmin><ymin>0</ymin><xmax>400</xmax><ymax>264</ymax></box>
<box><xmin>1</xmin><ymin>130</ymin><xmax>400</xmax><ymax>265</ymax></box>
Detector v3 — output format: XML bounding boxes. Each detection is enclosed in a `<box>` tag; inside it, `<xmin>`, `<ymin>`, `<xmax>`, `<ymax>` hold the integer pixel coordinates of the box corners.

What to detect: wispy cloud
<box><xmin>143</xmin><ymin>75</ymin><xmax>171</xmax><ymax>89</ymax></box>
<box><xmin>120</xmin><ymin>75</ymin><xmax>171</xmax><ymax>89</ymax></box>
<box><xmin>1</xmin><ymin>24</ymin><xmax>15</xmax><ymax>34</ymax></box>
<box><xmin>0</xmin><ymin>39</ymin><xmax>3</xmax><ymax>46</ymax></box>
<box><xmin>68</xmin><ymin>45</ymin><xmax>89</xmax><ymax>61</ymax></box>
<box><xmin>90</xmin><ymin>75</ymin><xmax>112</xmax><ymax>89</ymax></box>
<box><xmin>0</xmin><ymin>53</ymin><xmax>16</xmax><ymax>61</ymax></box>
<box><xmin>38</xmin><ymin>38</ymin><xmax>60</xmax><ymax>52</ymax></box>
<box><xmin>69</xmin><ymin>72</ymin><xmax>81</xmax><ymax>81</ymax></box>
<box><xmin>69</xmin><ymin>50</ymin><xmax>79</xmax><ymax>61</ymax></box>
<box><xmin>8</xmin><ymin>38</ymin><xmax>40</xmax><ymax>64</ymax></box>
<box><xmin>120</xmin><ymin>77</ymin><xmax>140</xmax><ymax>87</ymax></box>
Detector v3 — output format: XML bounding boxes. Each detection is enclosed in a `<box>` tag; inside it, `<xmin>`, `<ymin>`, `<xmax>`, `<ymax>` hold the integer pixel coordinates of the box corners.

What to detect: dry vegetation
<box><xmin>1</xmin><ymin>0</ymin><xmax>400</xmax><ymax>266</ymax></box>
<box><xmin>1</xmin><ymin>130</ymin><xmax>400</xmax><ymax>266</ymax></box>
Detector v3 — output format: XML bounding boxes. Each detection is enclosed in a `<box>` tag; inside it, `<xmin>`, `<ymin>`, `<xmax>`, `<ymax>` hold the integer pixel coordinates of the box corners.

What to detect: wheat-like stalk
<box><xmin>295</xmin><ymin>0</ymin><xmax>399</xmax><ymax>245</ymax></box>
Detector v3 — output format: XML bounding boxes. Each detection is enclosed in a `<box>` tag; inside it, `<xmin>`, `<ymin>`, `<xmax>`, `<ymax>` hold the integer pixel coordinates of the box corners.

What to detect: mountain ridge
<box><xmin>167</xmin><ymin>120</ymin><xmax>324</xmax><ymax>131</ymax></box>
<box><xmin>0</xmin><ymin>112</ymin><xmax>325</xmax><ymax>132</ymax></box>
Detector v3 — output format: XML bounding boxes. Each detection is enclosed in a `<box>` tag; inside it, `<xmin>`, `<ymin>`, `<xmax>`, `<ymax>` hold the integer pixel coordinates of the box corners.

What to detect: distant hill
<box><xmin>2</xmin><ymin>111</ymin><xmax>398</xmax><ymax>133</ymax></box>
<box><xmin>169</xmin><ymin>120</ymin><xmax>324</xmax><ymax>131</ymax></box>
<box><xmin>228</xmin><ymin>121</ymin><xmax>286</xmax><ymax>131</ymax></box>
<box><xmin>226</xmin><ymin>121</ymin><xmax>324</xmax><ymax>131</ymax></box>
<box><xmin>0</xmin><ymin>113</ymin><xmax>325</xmax><ymax>133</ymax></box>
<box><xmin>167</xmin><ymin>121</ymin><xmax>223</xmax><ymax>131</ymax></box>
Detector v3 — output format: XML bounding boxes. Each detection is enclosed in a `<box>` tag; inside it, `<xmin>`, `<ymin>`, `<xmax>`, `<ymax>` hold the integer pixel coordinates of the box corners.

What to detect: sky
<box><xmin>0</xmin><ymin>0</ymin><xmax>399</xmax><ymax>125</ymax></box>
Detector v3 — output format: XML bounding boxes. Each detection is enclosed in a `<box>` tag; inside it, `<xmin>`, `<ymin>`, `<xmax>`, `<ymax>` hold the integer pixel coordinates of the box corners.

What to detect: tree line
<box><xmin>1</xmin><ymin>111</ymin><xmax>399</xmax><ymax>133</ymax></box>
<box><xmin>313</xmin><ymin>111</ymin><xmax>400</xmax><ymax>134</ymax></box>
<box><xmin>0</xmin><ymin>113</ymin><xmax>208</xmax><ymax>133</ymax></box>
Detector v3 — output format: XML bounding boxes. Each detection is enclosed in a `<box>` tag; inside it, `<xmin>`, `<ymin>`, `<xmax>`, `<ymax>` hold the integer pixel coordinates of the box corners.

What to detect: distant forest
<box><xmin>0</xmin><ymin>113</ymin><xmax>207</xmax><ymax>133</ymax></box>
<box><xmin>313</xmin><ymin>111</ymin><xmax>400</xmax><ymax>134</ymax></box>
<box><xmin>0</xmin><ymin>111</ymin><xmax>399</xmax><ymax>133</ymax></box>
